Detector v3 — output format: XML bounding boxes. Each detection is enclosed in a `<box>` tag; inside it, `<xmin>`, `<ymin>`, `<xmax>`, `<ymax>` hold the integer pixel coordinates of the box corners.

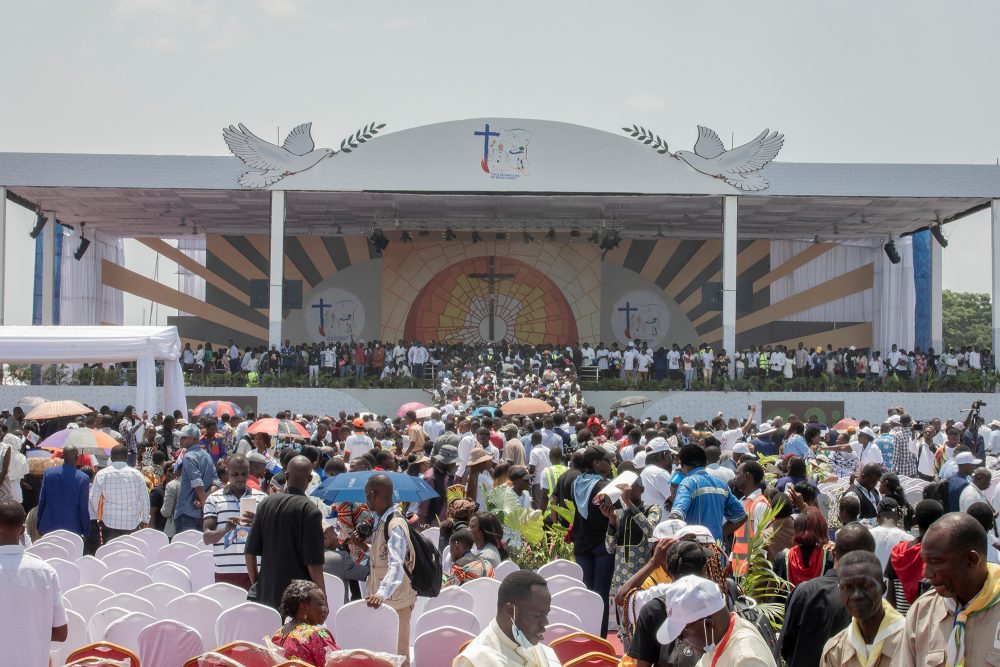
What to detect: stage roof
<box><xmin>2</xmin><ymin>117</ymin><xmax>997</xmax><ymax>240</ymax></box>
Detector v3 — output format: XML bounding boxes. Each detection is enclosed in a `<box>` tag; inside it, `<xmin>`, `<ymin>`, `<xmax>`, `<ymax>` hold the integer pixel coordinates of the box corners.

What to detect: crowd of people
<box><xmin>3</xmin><ymin>384</ymin><xmax>1000</xmax><ymax>666</ymax></box>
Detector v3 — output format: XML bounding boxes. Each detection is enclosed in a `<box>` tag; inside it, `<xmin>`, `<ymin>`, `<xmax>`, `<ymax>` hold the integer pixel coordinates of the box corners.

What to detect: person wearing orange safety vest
<box><xmin>730</xmin><ymin>459</ymin><xmax>771</xmax><ymax>575</ymax></box>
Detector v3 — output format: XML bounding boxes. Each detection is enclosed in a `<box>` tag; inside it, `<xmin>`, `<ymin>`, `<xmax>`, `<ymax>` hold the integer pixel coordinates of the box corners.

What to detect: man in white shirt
<box><xmin>453</xmin><ymin>570</ymin><xmax>560</xmax><ymax>667</ymax></box>
<box><xmin>456</xmin><ymin>420</ymin><xmax>478</xmax><ymax>479</ymax></box>
<box><xmin>344</xmin><ymin>419</ymin><xmax>375</xmax><ymax>461</ymax></box>
<box><xmin>769</xmin><ymin>347</ymin><xmax>786</xmax><ymax>377</ymax></box>
<box><xmin>528</xmin><ymin>437</ymin><xmax>550</xmax><ymax>508</ymax></box>
<box><xmin>960</xmin><ymin>468</ymin><xmax>995</xmax><ymax>516</ymax></box>
<box><xmin>89</xmin><ymin>444</ymin><xmax>150</xmax><ymax>541</ymax></box>
<box><xmin>0</xmin><ymin>500</ymin><xmax>68</xmax><ymax>667</ymax></box>
<box><xmin>639</xmin><ymin>438</ymin><xmax>675</xmax><ymax>511</ymax></box>
<box><xmin>622</xmin><ymin>343</ymin><xmax>639</xmax><ymax>386</ymax></box>
<box><xmin>667</xmin><ymin>344</ymin><xmax>681</xmax><ymax>379</ymax></box>
<box><xmin>580</xmin><ymin>342</ymin><xmax>595</xmax><ymax>367</ymax></box>
<box><xmin>869</xmin><ymin>498</ymin><xmax>913</xmax><ymax>572</ymax></box>
<box><xmin>710</xmin><ymin>405</ymin><xmax>756</xmax><ymax>454</ymax></box>
<box><xmin>851</xmin><ymin>427</ymin><xmax>884</xmax><ymax>466</ymax></box>
<box><xmin>408</xmin><ymin>341</ymin><xmax>429</xmax><ymax>379</ymax></box>
<box><xmin>422</xmin><ymin>411</ymin><xmax>445</xmax><ymax>441</ymax></box>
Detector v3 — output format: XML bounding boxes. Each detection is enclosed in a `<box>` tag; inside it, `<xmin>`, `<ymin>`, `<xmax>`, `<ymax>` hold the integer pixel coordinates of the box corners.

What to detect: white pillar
<box><xmin>268</xmin><ymin>191</ymin><xmax>286</xmax><ymax>348</ymax></box>
<box><xmin>0</xmin><ymin>188</ymin><xmax>6</xmax><ymax>326</ymax></box>
<box><xmin>722</xmin><ymin>196</ymin><xmax>738</xmax><ymax>363</ymax></box>
<box><xmin>41</xmin><ymin>211</ymin><xmax>56</xmax><ymax>326</ymax></box>
<box><xmin>930</xmin><ymin>233</ymin><xmax>943</xmax><ymax>352</ymax></box>
<box><xmin>992</xmin><ymin>200</ymin><xmax>1000</xmax><ymax>357</ymax></box>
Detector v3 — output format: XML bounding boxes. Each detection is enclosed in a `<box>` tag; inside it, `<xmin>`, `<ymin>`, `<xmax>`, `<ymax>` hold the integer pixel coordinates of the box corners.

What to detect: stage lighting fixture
<box><xmin>368</xmin><ymin>229</ymin><xmax>389</xmax><ymax>254</ymax></box>
<box><xmin>569</xmin><ymin>229</ymin><xmax>581</xmax><ymax>240</ymax></box>
<box><xmin>471</xmin><ymin>231</ymin><xmax>482</xmax><ymax>243</ymax></box>
<box><xmin>545</xmin><ymin>227</ymin><xmax>556</xmax><ymax>241</ymax></box>
<box><xmin>930</xmin><ymin>222</ymin><xmax>948</xmax><ymax>248</ymax></box>
<box><xmin>495</xmin><ymin>232</ymin><xmax>508</xmax><ymax>240</ymax></box>
<box><xmin>400</xmin><ymin>231</ymin><xmax>412</xmax><ymax>243</ymax></box>
<box><xmin>522</xmin><ymin>230</ymin><xmax>535</xmax><ymax>243</ymax></box>
<box><xmin>883</xmin><ymin>239</ymin><xmax>901</xmax><ymax>264</ymax></box>
<box><xmin>443</xmin><ymin>227</ymin><xmax>457</xmax><ymax>241</ymax></box>
<box><xmin>588</xmin><ymin>230</ymin><xmax>600</xmax><ymax>244</ymax></box>
<box><xmin>599</xmin><ymin>229</ymin><xmax>622</xmax><ymax>251</ymax></box>
<box><xmin>73</xmin><ymin>222</ymin><xmax>91</xmax><ymax>260</ymax></box>
<box><xmin>28</xmin><ymin>210</ymin><xmax>47</xmax><ymax>239</ymax></box>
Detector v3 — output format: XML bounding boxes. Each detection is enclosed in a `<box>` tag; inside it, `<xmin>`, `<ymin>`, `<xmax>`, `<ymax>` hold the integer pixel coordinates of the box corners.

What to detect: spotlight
<box><xmin>599</xmin><ymin>229</ymin><xmax>622</xmax><ymax>251</ymax></box>
<box><xmin>930</xmin><ymin>222</ymin><xmax>948</xmax><ymax>248</ymax></box>
<box><xmin>522</xmin><ymin>230</ymin><xmax>535</xmax><ymax>243</ymax></box>
<box><xmin>471</xmin><ymin>231</ymin><xmax>482</xmax><ymax>244</ymax></box>
<box><xmin>74</xmin><ymin>222</ymin><xmax>91</xmax><ymax>260</ymax></box>
<box><xmin>495</xmin><ymin>232</ymin><xmax>508</xmax><ymax>240</ymax></box>
<box><xmin>443</xmin><ymin>228</ymin><xmax>457</xmax><ymax>241</ymax></box>
<box><xmin>588</xmin><ymin>230</ymin><xmax>600</xmax><ymax>244</ymax></box>
<box><xmin>569</xmin><ymin>229</ymin><xmax>581</xmax><ymax>241</ymax></box>
<box><xmin>368</xmin><ymin>229</ymin><xmax>389</xmax><ymax>254</ymax></box>
<box><xmin>400</xmin><ymin>231</ymin><xmax>412</xmax><ymax>243</ymax></box>
<box><xmin>29</xmin><ymin>210</ymin><xmax>47</xmax><ymax>239</ymax></box>
<box><xmin>883</xmin><ymin>240</ymin><xmax>901</xmax><ymax>264</ymax></box>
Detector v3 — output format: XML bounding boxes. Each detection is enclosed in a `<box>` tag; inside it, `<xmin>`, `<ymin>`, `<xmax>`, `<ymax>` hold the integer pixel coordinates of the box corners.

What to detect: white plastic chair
<box><xmin>113</xmin><ymin>534</ymin><xmax>152</xmax><ymax>559</ymax></box>
<box><xmin>198</xmin><ymin>581</ymin><xmax>249</xmax><ymax>611</ymax></box>
<box><xmin>215</xmin><ymin>601</ymin><xmax>282</xmax><ymax>645</ymax></box>
<box><xmin>135</xmin><ymin>582</ymin><xmax>186</xmax><ymax>616</ymax></box>
<box><xmin>413</xmin><ymin>604</ymin><xmax>480</xmax><ymax>637</ymax></box>
<box><xmin>183</xmin><ymin>550</ymin><xmax>215</xmax><ymax>591</ymax></box>
<box><xmin>462</xmin><ymin>577</ymin><xmax>501</xmax><ymax>630</ymax></box>
<box><xmin>412</xmin><ymin>626</ymin><xmax>475</xmax><ymax>667</ymax></box>
<box><xmin>543</xmin><ymin>621</ymin><xmax>583</xmax><ymax>644</ymax></box>
<box><xmin>551</xmin><ymin>587</ymin><xmax>604</xmax><ymax>636</ymax></box>
<box><xmin>101</xmin><ymin>547</ymin><xmax>148</xmax><ymax>573</ymax></box>
<box><xmin>334</xmin><ymin>599</ymin><xmax>399</xmax><ymax>653</ymax></box>
<box><xmin>96</xmin><ymin>540</ymin><xmax>143</xmax><ymax>561</ymax></box>
<box><xmin>423</xmin><ymin>585</ymin><xmax>475</xmax><ymax>614</ymax></box>
<box><xmin>104</xmin><ymin>611</ymin><xmax>157</xmax><ymax>652</ymax></box>
<box><xmin>41</xmin><ymin>529</ymin><xmax>85</xmax><ymax>557</ymax></box>
<box><xmin>132</xmin><ymin>527</ymin><xmax>170</xmax><ymax>554</ymax></box>
<box><xmin>63</xmin><ymin>583</ymin><xmax>113</xmax><ymax>620</ymax></box>
<box><xmin>87</xmin><ymin>606</ymin><xmax>130</xmax><ymax>642</ymax></box>
<box><xmin>26</xmin><ymin>540</ymin><xmax>72</xmax><ymax>561</ymax></box>
<box><xmin>421</xmin><ymin>526</ymin><xmax>440</xmax><ymax>547</ymax></box>
<box><xmin>538</xmin><ymin>558</ymin><xmax>583</xmax><ymax>581</ymax></box>
<box><xmin>38</xmin><ymin>533</ymin><xmax>82</xmax><ymax>558</ymax></box>
<box><xmin>147</xmin><ymin>561</ymin><xmax>193</xmax><ymax>592</ymax></box>
<box><xmin>324</xmin><ymin>571</ymin><xmax>348</xmax><ymax>618</ymax></box>
<box><xmin>100</xmin><ymin>567</ymin><xmax>154</xmax><ymax>594</ymax></box>
<box><xmin>493</xmin><ymin>560</ymin><xmax>520</xmax><ymax>581</ymax></box>
<box><xmin>76</xmin><ymin>555</ymin><xmax>109</xmax><ymax>585</ymax></box>
<box><xmin>138</xmin><ymin>619</ymin><xmax>204</xmax><ymax>667</ymax></box>
<box><xmin>544</xmin><ymin>573</ymin><xmax>583</xmax><ymax>595</ymax></box>
<box><xmin>47</xmin><ymin>557</ymin><xmax>80</xmax><ymax>591</ymax></box>
<box><xmin>165</xmin><ymin>592</ymin><xmax>223</xmax><ymax>652</ymax></box>
<box><xmin>51</xmin><ymin>609</ymin><xmax>87</xmax><ymax>667</ymax></box>
<box><xmin>170</xmin><ymin>529</ymin><xmax>205</xmax><ymax>547</ymax></box>
<box><xmin>546</xmin><ymin>605</ymin><xmax>583</xmax><ymax>630</ymax></box>
<box><xmin>157</xmin><ymin>540</ymin><xmax>201</xmax><ymax>564</ymax></box>
<box><xmin>96</xmin><ymin>592</ymin><xmax>158</xmax><ymax>617</ymax></box>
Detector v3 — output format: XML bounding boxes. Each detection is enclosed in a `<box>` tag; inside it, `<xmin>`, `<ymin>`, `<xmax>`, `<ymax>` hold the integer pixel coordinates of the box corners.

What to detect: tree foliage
<box><xmin>942</xmin><ymin>290</ymin><xmax>992</xmax><ymax>350</ymax></box>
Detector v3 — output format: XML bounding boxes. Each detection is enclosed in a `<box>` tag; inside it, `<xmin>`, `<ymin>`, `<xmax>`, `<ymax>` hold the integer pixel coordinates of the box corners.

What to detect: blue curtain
<box><xmin>912</xmin><ymin>230</ymin><xmax>931</xmax><ymax>351</ymax></box>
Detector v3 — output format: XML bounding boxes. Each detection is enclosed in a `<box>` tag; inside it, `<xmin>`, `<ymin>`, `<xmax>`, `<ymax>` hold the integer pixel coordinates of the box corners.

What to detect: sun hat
<box><xmin>858</xmin><ymin>427</ymin><xmax>878</xmax><ymax>441</ymax></box>
<box><xmin>675</xmin><ymin>524</ymin><xmax>715</xmax><ymax>545</ymax></box>
<box><xmin>433</xmin><ymin>443</ymin><xmax>459</xmax><ymax>465</ymax></box>
<box><xmin>467</xmin><ymin>447</ymin><xmax>493</xmax><ymax>466</ymax></box>
<box><xmin>955</xmin><ymin>451</ymin><xmax>982</xmax><ymax>466</ymax></box>
<box><xmin>655</xmin><ymin>575</ymin><xmax>726</xmax><ymax>643</ymax></box>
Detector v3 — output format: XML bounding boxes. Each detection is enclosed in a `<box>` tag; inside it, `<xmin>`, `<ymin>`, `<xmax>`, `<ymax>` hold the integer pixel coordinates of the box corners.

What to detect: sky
<box><xmin>1</xmin><ymin>0</ymin><xmax>998</xmax><ymax>325</ymax></box>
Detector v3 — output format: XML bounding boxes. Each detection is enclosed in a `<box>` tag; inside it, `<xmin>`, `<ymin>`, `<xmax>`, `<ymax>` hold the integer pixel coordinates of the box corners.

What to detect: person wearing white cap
<box><xmin>639</xmin><ymin>437</ymin><xmax>674</xmax><ymax>511</ymax></box>
<box><xmin>851</xmin><ymin>427</ymin><xmax>883</xmax><ymax>467</ymax></box>
<box><xmin>656</xmin><ymin>575</ymin><xmax>776</xmax><ymax>666</ymax></box>
<box><xmin>945</xmin><ymin>449</ymin><xmax>982</xmax><ymax>512</ymax></box>
<box><xmin>988</xmin><ymin>419</ymin><xmax>1000</xmax><ymax>456</ymax></box>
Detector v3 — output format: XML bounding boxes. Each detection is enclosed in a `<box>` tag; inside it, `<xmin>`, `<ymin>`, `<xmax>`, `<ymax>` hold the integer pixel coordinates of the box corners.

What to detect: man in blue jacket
<box><xmin>37</xmin><ymin>444</ymin><xmax>90</xmax><ymax>538</ymax></box>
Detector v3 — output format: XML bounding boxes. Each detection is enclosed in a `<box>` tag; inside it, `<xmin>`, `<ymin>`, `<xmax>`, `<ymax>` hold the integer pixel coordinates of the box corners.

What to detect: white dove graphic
<box><xmin>674</xmin><ymin>126</ymin><xmax>784</xmax><ymax>192</ymax></box>
<box><xmin>223</xmin><ymin>122</ymin><xmax>334</xmax><ymax>188</ymax></box>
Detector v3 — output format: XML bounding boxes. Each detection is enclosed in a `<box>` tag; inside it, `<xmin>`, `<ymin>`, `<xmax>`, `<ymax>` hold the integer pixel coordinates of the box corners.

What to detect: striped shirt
<box><xmin>89</xmin><ymin>461</ymin><xmax>150</xmax><ymax>530</ymax></box>
<box><xmin>203</xmin><ymin>486</ymin><xmax>267</xmax><ymax>574</ymax></box>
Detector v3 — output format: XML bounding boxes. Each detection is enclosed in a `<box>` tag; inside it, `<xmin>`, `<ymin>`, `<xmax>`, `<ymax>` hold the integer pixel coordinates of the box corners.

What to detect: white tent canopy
<box><xmin>0</xmin><ymin>325</ymin><xmax>186</xmax><ymax>416</ymax></box>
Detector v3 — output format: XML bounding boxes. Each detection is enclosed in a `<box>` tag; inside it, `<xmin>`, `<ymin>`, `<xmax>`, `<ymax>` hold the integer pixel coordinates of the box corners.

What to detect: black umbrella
<box><xmin>610</xmin><ymin>395</ymin><xmax>651</xmax><ymax>410</ymax></box>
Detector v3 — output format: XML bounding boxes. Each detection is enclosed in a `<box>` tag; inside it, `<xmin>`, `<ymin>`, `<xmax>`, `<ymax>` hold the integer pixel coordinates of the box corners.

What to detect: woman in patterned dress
<box><xmin>601</xmin><ymin>478</ymin><xmax>661</xmax><ymax>613</ymax></box>
<box><xmin>272</xmin><ymin>580</ymin><xmax>339</xmax><ymax>667</ymax></box>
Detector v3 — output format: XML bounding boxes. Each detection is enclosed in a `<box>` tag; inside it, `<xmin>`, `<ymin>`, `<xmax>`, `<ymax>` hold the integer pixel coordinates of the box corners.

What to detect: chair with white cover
<box><xmin>544</xmin><ymin>573</ymin><xmax>582</xmax><ymax>595</ymax></box>
<box><xmin>215</xmin><ymin>601</ymin><xmax>282</xmax><ymax>645</ymax></box>
<box><xmin>334</xmin><ymin>599</ymin><xmax>399</xmax><ymax>654</ymax></box>
<box><xmin>63</xmin><ymin>583</ymin><xmax>114</xmax><ymax>620</ymax></box>
<box><xmin>147</xmin><ymin>561</ymin><xmax>193</xmax><ymax>592</ymax></box>
<box><xmin>96</xmin><ymin>540</ymin><xmax>142</xmax><ymax>561</ymax></box>
<box><xmin>26</xmin><ymin>540</ymin><xmax>72</xmax><ymax>561</ymax></box>
<box><xmin>412</xmin><ymin>626</ymin><xmax>475</xmax><ymax>667</ymax></box>
<box><xmin>101</xmin><ymin>547</ymin><xmax>148</xmax><ymax>573</ymax></box>
<box><xmin>551</xmin><ymin>588</ymin><xmax>604</xmax><ymax>636</ymax></box>
<box><xmin>135</xmin><ymin>582</ymin><xmax>186</xmax><ymax>616</ymax></box>
<box><xmin>100</xmin><ymin>567</ymin><xmax>154</xmax><ymax>594</ymax></box>
<box><xmin>96</xmin><ymin>592</ymin><xmax>158</xmax><ymax>617</ymax></box>
<box><xmin>38</xmin><ymin>532</ymin><xmax>82</xmax><ymax>558</ymax></box>
<box><xmin>113</xmin><ymin>534</ymin><xmax>152</xmax><ymax>559</ymax></box>
<box><xmin>199</xmin><ymin>581</ymin><xmax>250</xmax><ymax>611</ymax></box>
<box><xmin>87</xmin><ymin>606</ymin><xmax>131</xmax><ymax>643</ymax></box>
<box><xmin>324</xmin><ymin>571</ymin><xmax>348</xmax><ymax>617</ymax></box>
<box><xmin>171</xmin><ymin>529</ymin><xmax>205</xmax><ymax>547</ymax></box>
<box><xmin>413</xmin><ymin>604</ymin><xmax>480</xmax><ymax>637</ymax></box>
<box><xmin>538</xmin><ymin>558</ymin><xmax>583</xmax><ymax>581</ymax></box>
<box><xmin>462</xmin><ymin>577</ymin><xmax>501</xmax><ymax>630</ymax></box>
<box><xmin>420</xmin><ymin>526</ymin><xmax>440</xmax><ymax>547</ymax></box>
<box><xmin>157</xmin><ymin>540</ymin><xmax>201</xmax><ymax>564</ymax></box>
<box><xmin>76</xmin><ymin>555</ymin><xmax>109</xmax><ymax>585</ymax></box>
<box><xmin>165</xmin><ymin>592</ymin><xmax>224</xmax><ymax>652</ymax></box>
<box><xmin>132</xmin><ymin>526</ymin><xmax>169</xmax><ymax>554</ymax></box>
<box><xmin>41</xmin><ymin>529</ymin><xmax>85</xmax><ymax>556</ymax></box>
<box><xmin>423</xmin><ymin>585</ymin><xmax>475</xmax><ymax>614</ymax></box>
<box><xmin>492</xmin><ymin>560</ymin><xmax>520</xmax><ymax>581</ymax></box>
<box><xmin>103</xmin><ymin>611</ymin><xmax>157</xmax><ymax>652</ymax></box>
<box><xmin>51</xmin><ymin>609</ymin><xmax>87</xmax><ymax>667</ymax></box>
<box><xmin>546</xmin><ymin>606</ymin><xmax>583</xmax><ymax>630</ymax></box>
<box><xmin>138</xmin><ymin>619</ymin><xmax>205</xmax><ymax>667</ymax></box>
<box><xmin>184</xmin><ymin>550</ymin><xmax>215</xmax><ymax>591</ymax></box>
<box><xmin>47</xmin><ymin>557</ymin><xmax>81</xmax><ymax>591</ymax></box>
<box><xmin>543</xmin><ymin>621</ymin><xmax>583</xmax><ymax>644</ymax></box>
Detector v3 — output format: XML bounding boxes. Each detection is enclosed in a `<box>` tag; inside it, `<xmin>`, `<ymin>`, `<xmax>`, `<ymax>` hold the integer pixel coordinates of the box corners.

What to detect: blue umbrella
<box><xmin>471</xmin><ymin>406</ymin><xmax>497</xmax><ymax>417</ymax></box>
<box><xmin>311</xmin><ymin>471</ymin><xmax>440</xmax><ymax>504</ymax></box>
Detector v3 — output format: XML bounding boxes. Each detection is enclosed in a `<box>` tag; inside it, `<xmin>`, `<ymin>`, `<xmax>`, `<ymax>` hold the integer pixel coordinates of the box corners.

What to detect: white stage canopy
<box><xmin>0</xmin><ymin>326</ymin><xmax>186</xmax><ymax>416</ymax></box>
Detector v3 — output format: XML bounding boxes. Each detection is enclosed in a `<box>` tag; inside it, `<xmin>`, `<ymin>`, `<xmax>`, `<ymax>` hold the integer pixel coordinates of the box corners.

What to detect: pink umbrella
<box><xmin>397</xmin><ymin>402</ymin><xmax>427</xmax><ymax>418</ymax></box>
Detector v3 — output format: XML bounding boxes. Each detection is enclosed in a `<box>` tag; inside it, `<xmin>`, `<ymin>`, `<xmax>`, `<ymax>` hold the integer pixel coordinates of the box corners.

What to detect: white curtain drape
<box><xmin>872</xmin><ymin>236</ymin><xmax>915</xmax><ymax>353</ymax></box>
<box><xmin>177</xmin><ymin>237</ymin><xmax>206</xmax><ymax>316</ymax></box>
<box><xmin>59</xmin><ymin>231</ymin><xmax>125</xmax><ymax>325</ymax></box>
<box><xmin>769</xmin><ymin>241</ymin><xmax>874</xmax><ymax>322</ymax></box>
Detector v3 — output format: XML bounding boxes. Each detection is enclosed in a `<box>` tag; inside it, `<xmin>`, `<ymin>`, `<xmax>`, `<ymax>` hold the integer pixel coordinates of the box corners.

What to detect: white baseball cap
<box><xmin>858</xmin><ymin>427</ymin><xmax>878</xmax><ymax>441</ymax></box>
<box><xmin>656</xmin><ymin>575</ymin><xmax>726</xmax><ymax>643</ymax></box>
<box><xmin>955</xmin><ymin>451</ymin><xmax>982</xmax><ymax>465</ymax></box>
<box><xmin>675</xmin><ymin>525</ymin><xmax>715</xmax><ymax>545</ymax></box>
<box><xmin>648</xmin><ymin>518</ymin><xmax>687</xmax><ymax>543</ymax></box>
<box><xmin>732</xmin><ymin>443</ymin><xmax>752</xmax><ymax>456</ymax></box>
<box><xmin>633</xmin><ymin>450</ymin><xmax>648</xmax><ymax>469</ymax></box>
<box><xmin>646</xmin><ymin>437</ymin><xmax>670</xmax><ymax>454</ymax></box>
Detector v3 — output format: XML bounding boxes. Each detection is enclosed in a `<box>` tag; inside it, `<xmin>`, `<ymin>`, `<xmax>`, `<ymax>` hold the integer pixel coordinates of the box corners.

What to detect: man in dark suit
<box><xmin>37</xmin><ymin>444</ymin><xmax>91</xmax><ymax>538</ymax></box>
<box><xmin>846</xmin><ymin>463</ymin><xmax>883</xmax><ymax>521</ymax></box>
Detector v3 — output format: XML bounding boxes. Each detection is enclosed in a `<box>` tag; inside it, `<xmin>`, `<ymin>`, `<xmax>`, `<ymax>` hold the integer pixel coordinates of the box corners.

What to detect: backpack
<box><xmin>383</xmin><ymin>512</ymin><xmax>442</xmax><ymax>598</ymax></box>
<box><xmin>733</xmin><ymin>594</ymin><xmax>779</xmax><ymax>660</ymax></box>
<box><xmin>922</xmin><ymin>478</ymin><xmax>950</xmax><ymax>512</ymax></box>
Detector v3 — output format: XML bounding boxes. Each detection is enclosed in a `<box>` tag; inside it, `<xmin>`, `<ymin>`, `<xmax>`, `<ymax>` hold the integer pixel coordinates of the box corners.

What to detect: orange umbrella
<box><xmin>247</xmin><ymin>418</ymin><xmax>310</xmax><ymax>438</ymax></box>
<box><xmin>832</xmin><ymin>418</ymin><xmax>859</xmax><ymax>431</ymax></box>
<box><xmin>500</xmin><ymin>397</ymin><xmax>554</xmax><ymax>416</ymax></box>
<box><xmin>25</xmin><ymin>399</ymin><xmax>92</xmax><ymax>420</ymax></box>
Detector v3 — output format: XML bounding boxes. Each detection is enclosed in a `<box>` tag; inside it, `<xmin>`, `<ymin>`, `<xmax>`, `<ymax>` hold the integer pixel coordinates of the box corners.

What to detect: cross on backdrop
<box><xmin>468</xmin><ymin>255</ymin><xmax>515</xmax><ymax>342</ymax></box>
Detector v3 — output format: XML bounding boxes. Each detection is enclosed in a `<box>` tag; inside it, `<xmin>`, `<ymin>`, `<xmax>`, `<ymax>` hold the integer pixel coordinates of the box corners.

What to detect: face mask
<box><xmin>510</xmin><ymin>608</ymin><xmax>533</xmax><ymax>649</ymax></box>
<box><xmin>702</xmin><ymin>619</ymin><xmax>717</xmax><ymax>653</ymax></box>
